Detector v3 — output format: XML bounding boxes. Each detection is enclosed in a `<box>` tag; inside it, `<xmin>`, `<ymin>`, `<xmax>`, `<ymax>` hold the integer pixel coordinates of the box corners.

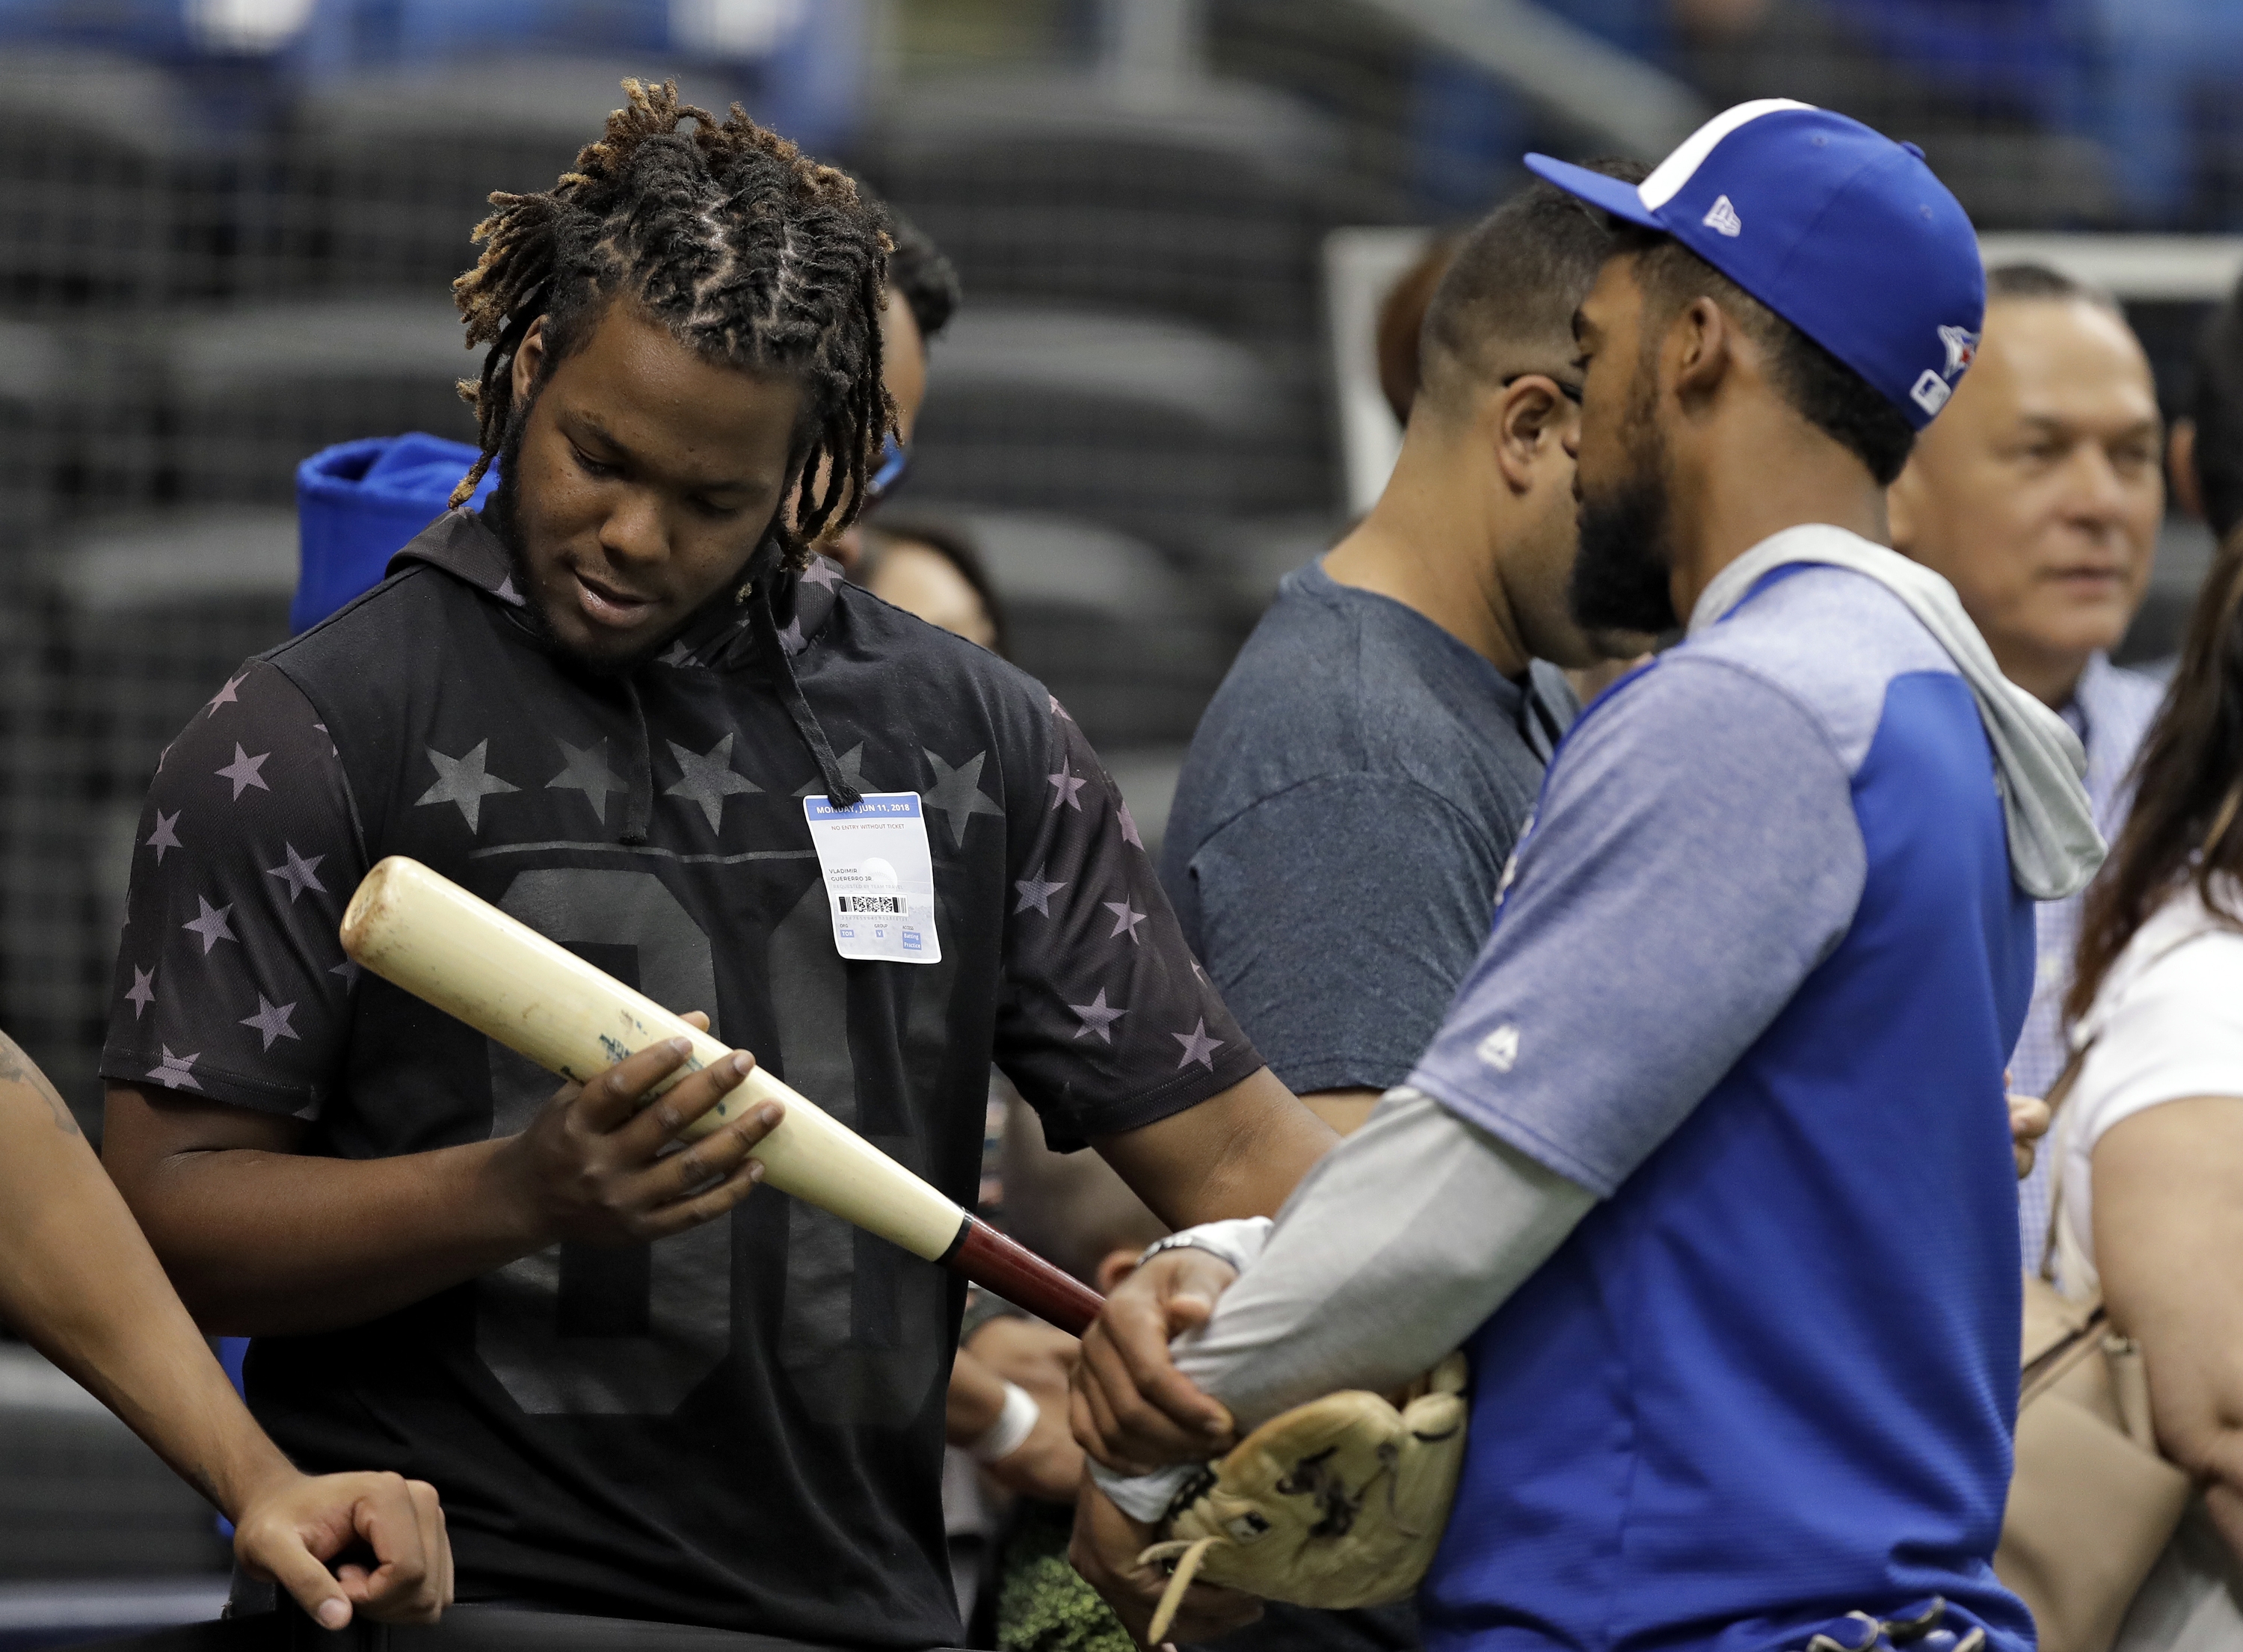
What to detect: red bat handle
<box><xmin>942</xmin><ymin>1215</ymin><xmax>1104</xmax><ymax>1337</ymax></box>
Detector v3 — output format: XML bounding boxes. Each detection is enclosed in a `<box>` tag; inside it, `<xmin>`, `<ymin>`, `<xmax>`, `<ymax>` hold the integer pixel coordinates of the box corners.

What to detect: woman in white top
<box><xmin>2060</xmin><ymin>531</ymin><xmax>2243</xmax><ymax>1652</ymax></box>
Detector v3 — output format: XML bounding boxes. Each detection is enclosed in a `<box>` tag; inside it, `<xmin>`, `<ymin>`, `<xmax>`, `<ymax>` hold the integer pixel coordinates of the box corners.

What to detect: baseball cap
<box><xmin>1525</xmin><ymin>99</ymin><xmax>1984</xmax><ymax>431</ymax></box>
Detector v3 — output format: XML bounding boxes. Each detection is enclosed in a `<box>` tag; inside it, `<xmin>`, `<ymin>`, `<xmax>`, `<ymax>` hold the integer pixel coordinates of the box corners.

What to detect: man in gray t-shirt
<box><xmin>1164</xmin><ymin>166</ymin><xmax>1652</xmax><ymax>1138</ymax></box>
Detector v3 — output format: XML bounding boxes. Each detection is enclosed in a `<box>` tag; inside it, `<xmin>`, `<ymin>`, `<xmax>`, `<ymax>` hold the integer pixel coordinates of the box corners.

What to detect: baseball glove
<box><xmin>1136</xmin><ymin>1352</ymin><xmax>1468</xmax><ymax>1644</ymax></box>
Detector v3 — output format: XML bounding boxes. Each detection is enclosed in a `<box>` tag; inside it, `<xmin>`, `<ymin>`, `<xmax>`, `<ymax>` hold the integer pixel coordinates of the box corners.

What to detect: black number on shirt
<box><xmin>768</xmin><ymin>878</ymin><xmax>950</xmax><ymax>1427</ymax></box>
<box><xmin>479</xmin><ymin>867</ymin><xmax>733</xmax><ymax>1417</ymax></box>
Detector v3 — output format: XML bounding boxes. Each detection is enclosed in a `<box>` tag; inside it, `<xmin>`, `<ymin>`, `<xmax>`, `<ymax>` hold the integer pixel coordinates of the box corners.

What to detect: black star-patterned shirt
<box><xmin>100</xmin><ymin>511</ymin><xmax>1258</xmax><ymax>1645</ymax></box>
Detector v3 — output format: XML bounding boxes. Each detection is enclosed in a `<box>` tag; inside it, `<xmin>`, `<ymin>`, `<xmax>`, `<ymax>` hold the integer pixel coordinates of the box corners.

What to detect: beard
<box><xmin>487</xmin><ymin>395</ymin><xmax>564</xmax><ymax>653</ymax></box>
<box><xmin>1569</xmin><ymin>363</ymin><xmax>1681</xmax><ymax>638</ymax></box>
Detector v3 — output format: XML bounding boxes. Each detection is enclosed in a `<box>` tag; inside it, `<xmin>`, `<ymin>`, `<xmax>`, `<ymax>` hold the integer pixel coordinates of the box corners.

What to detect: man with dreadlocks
<box><xmin>97</xmin><ymin>84</ymin><xmax>1329</xmax><ymax>1645</ymax></box>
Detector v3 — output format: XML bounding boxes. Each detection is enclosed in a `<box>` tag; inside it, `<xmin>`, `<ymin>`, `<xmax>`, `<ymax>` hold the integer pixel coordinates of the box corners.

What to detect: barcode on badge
<box><xmin>837</xmin><ymin>894</ymin><xmax>908</xmax><ymax>916</ymax></box>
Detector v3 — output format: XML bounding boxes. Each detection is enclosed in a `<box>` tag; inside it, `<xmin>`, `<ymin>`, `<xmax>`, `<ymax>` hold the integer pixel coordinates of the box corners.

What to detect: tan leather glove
<box><xmin>1138</xmin><ymin>1352</ymin><xmax>1468</xmax><ymax>1644</ymax></box>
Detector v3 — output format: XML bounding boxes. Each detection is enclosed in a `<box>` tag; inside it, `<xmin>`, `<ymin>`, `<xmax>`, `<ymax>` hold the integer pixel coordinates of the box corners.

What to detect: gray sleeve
<box><xmin>1406</xmin><ymin>656</ymin><xmax>1868</xmax><ymax>1195</ymax></box>
<box><xmin>1090</xmin><ymin>1087</ymin><xmax>1592</xmax><ymax>1520</ymax></box>
<box><xmin>1184</xmin><ymin>777</ymin><xmax>1508</xmax><ymax>1094</ymax></box>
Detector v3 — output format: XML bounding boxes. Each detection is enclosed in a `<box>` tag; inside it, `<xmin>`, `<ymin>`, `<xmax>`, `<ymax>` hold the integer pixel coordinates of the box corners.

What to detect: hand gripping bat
<box><xmin>340</xmin><ymin>855</ymin><xmax>1104</xmax><ymax>1335</ymax></box>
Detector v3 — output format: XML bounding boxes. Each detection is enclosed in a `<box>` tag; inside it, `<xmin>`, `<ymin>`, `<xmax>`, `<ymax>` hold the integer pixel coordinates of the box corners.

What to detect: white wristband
<box><xmin>1137</xmin><ymin>1216</ymin><xmax>1272</xmax><ymax>1277</ymax></box>
<box><xmin>968</xmin><ymin>1380</ymin><xmax>1041</xmax><ymax>1464</ymax></box>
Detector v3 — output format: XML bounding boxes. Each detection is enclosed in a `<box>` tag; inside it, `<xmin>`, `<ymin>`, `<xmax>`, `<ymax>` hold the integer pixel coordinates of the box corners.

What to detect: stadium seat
<box><xmin>903</xmin><ymin>505</ymin><xmax>1241</xmax><ymax>752</ymax></box>
<box><xmin>855</xmin><ymin>71</ymin><xmax>1351</xmax><ymax>350</ymax></box>
<box><xmin>162</xmin><ymin>299</ymin><xmax>479</xmax><ymax>503</ymax></box>
<box><xmin>0</xmin><ymin>48</ymin><xmax>230</xmax><ymax>312</ymax></box>
<box><xmin>0</xmin><ymin>1346</ymin><xmax>228</xmax><ymax>1588</ymax></box>
<box><xmin>906</xmin><ymin>303</ymin><xmax>1327</xmax><ymax>558</ymax></box>
<box><xmin>0</xmin><ymin>508</ymin><xmax>295</xmax><ymax>1118</ymax></box>
<box><xmin>281</xmin><ymin>58</ymin><xmax>727</xmax><ymax>295</ymax></box>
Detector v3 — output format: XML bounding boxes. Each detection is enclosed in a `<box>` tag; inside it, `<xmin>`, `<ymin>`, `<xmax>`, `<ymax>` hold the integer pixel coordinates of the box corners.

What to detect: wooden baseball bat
<box><xmin>339</xmin><ymin>855</ymin><xmax>1104</xmax><ymax>1337</ymax></box>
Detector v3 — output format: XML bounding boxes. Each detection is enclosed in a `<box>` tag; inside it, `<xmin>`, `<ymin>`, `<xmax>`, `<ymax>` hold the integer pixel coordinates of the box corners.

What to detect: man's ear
<box><xmin>1670</xmin><ymin>295</ymin><xmax>1734</xmax><ymax>413</ymax></box>
<box><xmin>2169</xmin><ymin>418</ymin><xmax>2203</xmax><ymax>522</ymax></box>
<box><xmin>509</xmin><ymin>315</ymin><xmax>550</xmax><ymax>407</ymax></box>
<box><xmin>1492</xmin><ymin>376</ymin><xmax>1576</xmax><ymax>494</ymax></box>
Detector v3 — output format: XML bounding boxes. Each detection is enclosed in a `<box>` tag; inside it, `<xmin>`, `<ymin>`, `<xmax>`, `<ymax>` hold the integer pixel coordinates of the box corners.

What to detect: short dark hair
<box><xmin>450</xmin><ymin>79</ymin><xmax>890</xmax><ymax>564</ymax></box>
<box><xmin>883</xmin><ymin>210</ymin><xmax>960</xmax><ymax>344</ymax></box>
<box><xmin>1375</xmin><ymin>231</ymin><xmax>1459</xmax><ymax>424</ymax></box>
<box><xmin>1613</xmin><ymin>224</ymin><xmax>1918</xmax><ymax>487</ymax></box>
<box><xmin>1417</xmin><ymin>158</ymin><xmax>1650</xmax><ymax>416</ymax></box>
<box><xmin>1985</xmin><ymin>261</ymin><xmax>2121</xmax><ymax>312</ymax></box>
<box><xmin>2191</xmin><ymin>269</ymin><xmax>2243</xmax><ymax>540</ymax></box>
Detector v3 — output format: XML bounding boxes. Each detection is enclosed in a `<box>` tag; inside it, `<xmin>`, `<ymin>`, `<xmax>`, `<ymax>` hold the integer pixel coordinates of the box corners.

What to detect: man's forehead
<box><xmin>1576</xmin><ymin>259</ymin><xmax>1636</xmax><ymax>325</ymax></box>
<box><xmin>1971</xmin><ymin>299</ymin><xmax>2160</xmax><ymax>425</ymax></box>
<box><xmin>557</xmin><ymin>404</ymin><xmax>772</xmax><ymax>491</ymax></box>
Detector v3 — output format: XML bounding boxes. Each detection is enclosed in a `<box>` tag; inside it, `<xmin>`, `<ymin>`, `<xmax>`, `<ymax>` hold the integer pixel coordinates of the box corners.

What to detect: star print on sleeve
<box><xmin>266</xmin><ymin>845</ymin><xmax>326</xmax><ymax>903</ymax></box>
<box><xmin>416</xmin><ymin>740</ymin><xmax>519</xmax><ymax>830</ymax></box>
<box><xmin>240</xmin><ymin>996</ymin><xmax>300</xmax><ymax>1050</ymax></box>
<box><xmin>1103</xmin><ymin>901</ymin><xmax>1146</xmax><ymax>945</ymax></box>
<box><xmin>146</xmin><ymin>810</ymin><xmax>182</xmax><ymax>862</ymax></box>
<box><xmin>206</xmin><ymin>673</ymin><xmax>245</xmax><ymax>714</ymax></box>
<box><xmin>102</xmin><ymin>657</ymin><xmax>368</xmax><ymax>1119</ymax></box>
<box><xmin>182</xmin><ymin>896</ymin><xmax>236</xmax><ymax>953</ymax></box>
<box><xmin>147</xmin><ymin>1047</ymin><xmax>201</xmax><ymax>1090</ymax></box>
<box><xmin>991</xmin><ymin>684</ymin><xmax>1261</xmax><ymax>1148</ymax></box>
<box><xmin>1013</xmin><ymin>869</ymin><xmax>1066</xmax><ymax>916</ymax></box>
<box><xmin>1068</xmin><ymin>989</ymin><xmax>1125</xmax><ymax>1044</ymax></box>
<box><xmin>1047</xmin><ymin>768</ymin><xmax>1087</xmax><ymax>811</ymax></box>
<box><xmin>1172</xmin><ymin>1019</ymin><xmax>1225</xmax><ymax>1071</ymax></box>
<box><xmin>216</xmin><ymin>745</ymin><xmax>271</xmax><ymax>799</ymax></box>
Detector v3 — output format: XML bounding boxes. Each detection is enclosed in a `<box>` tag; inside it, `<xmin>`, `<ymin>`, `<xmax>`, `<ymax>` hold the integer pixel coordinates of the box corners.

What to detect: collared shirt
<box><xmin>2012</xmin><ymin>651</ymin><xmax>2167</xmax><ymax>1265</ymax></box>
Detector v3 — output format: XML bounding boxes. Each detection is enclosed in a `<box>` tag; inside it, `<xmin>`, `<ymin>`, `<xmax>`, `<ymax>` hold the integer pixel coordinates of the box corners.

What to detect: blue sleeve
<box><xmin>1188</xmin><ymin>775</ymin><xmax>1507</xmax><ymax>1094</ymax></box>
<box><xmin>1406</xmin><ymin>656</ymin><xmax>1868</xmax><ymax>1197</ymax></box>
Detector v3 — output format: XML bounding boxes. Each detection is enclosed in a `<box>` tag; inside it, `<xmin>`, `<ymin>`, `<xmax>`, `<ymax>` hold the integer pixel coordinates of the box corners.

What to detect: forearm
<box><xmin>2096</xmin><ymin>1097</ymin><xmax>2243</xmax><ymax>1568</ymax></box>
<box><xmin>111</xmin><ymin>1135</ymin><xmax>541</xmax><ymax>1336</ymax></box>
<box><xmin>1174</xmin><ymin>1089</ymin><xmax>1592</xmax><ymax>1423</ymax></box>
<box><xmin>0</xmin><ymin>1067</ymin><xmax>295</xmax><ymax>1515</ymax></box>
<box><xmin>1092</xmin><ymin>1089</ymin><xmax>1591</xmax><ymax>1517</ymax></box>
<box><xmin>1098</xmin><ymin>1066</ymin><xmax>1337</xmax><ymax>1231</ymax></box>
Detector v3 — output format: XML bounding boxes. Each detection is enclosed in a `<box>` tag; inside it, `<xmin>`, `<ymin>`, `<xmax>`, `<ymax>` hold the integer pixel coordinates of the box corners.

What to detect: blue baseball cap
<box><xmin>1526</xmin><ymin>99</ymin><xmax>1984</xmax><ymax>431</ymax></box>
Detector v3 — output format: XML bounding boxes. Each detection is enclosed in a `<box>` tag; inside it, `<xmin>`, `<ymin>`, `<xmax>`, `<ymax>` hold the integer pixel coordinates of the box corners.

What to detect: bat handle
<box><xmin>942</xmin><ymin>1216</ymin><xmax>1104</xmax><ymax>1337</ymax></box>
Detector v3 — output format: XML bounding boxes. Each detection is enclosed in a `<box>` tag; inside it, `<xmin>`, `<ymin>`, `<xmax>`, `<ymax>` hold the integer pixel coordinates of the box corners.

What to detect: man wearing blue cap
<box><xmin>1066</xmin><ymin>100</ymin><xmax>2103</xmax><ymax>1652</ymax></box>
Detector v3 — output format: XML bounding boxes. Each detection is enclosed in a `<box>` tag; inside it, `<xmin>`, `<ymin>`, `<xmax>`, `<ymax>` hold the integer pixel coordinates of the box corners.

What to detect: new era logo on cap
<box><xmin>1524</xmin><ymin>101</ymin><xmax>1986</xmax><ymax>432</ymax></box>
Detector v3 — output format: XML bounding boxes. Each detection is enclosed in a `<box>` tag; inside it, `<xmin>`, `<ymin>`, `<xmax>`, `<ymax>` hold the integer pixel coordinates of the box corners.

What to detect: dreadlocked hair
<box><xmin>449</xmin><ymin>78</ymin><xmax>893</xmax><ymax>567</ymax></box>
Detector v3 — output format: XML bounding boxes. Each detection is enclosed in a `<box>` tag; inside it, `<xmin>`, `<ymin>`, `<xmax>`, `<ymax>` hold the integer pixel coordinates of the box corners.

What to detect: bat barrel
<box><xmin>342</xmin><ymin>857</ymin><xmax>967</xmax><ymax>1265</ymax></box>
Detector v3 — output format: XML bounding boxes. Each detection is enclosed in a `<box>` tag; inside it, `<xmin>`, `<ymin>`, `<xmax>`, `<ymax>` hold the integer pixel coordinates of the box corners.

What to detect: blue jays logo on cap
<box><xmin>1524</xmin><ymin>99</ymin><xmax>1986</xmax><ymax>432</ymax></box>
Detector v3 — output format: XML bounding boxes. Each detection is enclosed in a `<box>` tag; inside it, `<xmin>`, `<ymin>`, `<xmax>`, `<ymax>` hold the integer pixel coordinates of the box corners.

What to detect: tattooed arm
<box><xmin>0</xmin><ymin>1033</ymin><xmax>452</xmax><ymax>1627</ymax></box>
